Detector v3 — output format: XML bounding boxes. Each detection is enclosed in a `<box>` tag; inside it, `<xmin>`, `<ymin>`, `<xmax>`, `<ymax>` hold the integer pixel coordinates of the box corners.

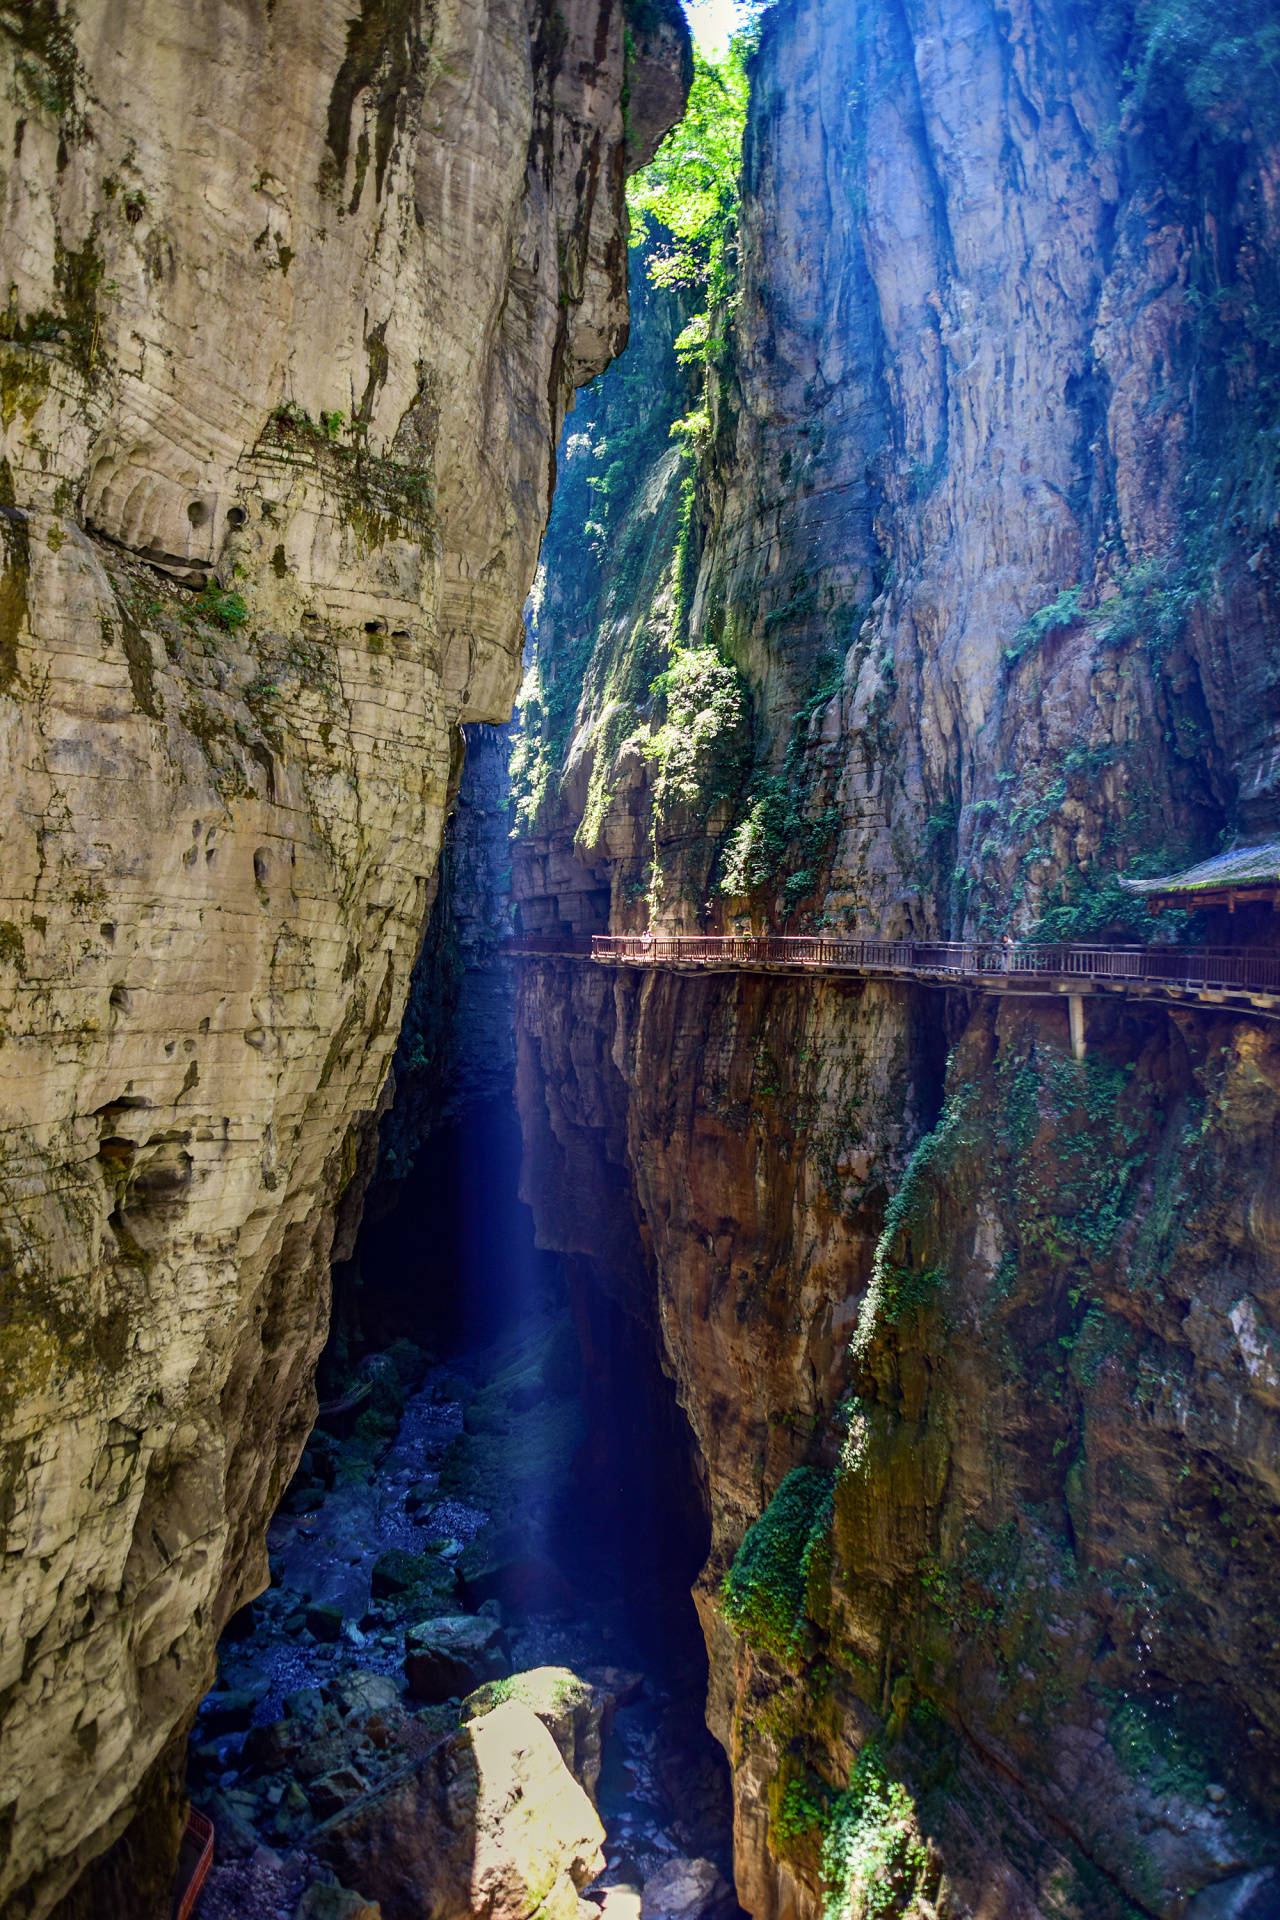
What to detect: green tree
<box><xmin>627</xmin><ymin>29</ymin><xmax>755</xmax><ymax>359</ymax></box>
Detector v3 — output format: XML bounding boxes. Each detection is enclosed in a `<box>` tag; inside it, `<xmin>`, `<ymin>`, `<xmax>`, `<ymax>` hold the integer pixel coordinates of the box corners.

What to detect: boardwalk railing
<box><xmin>585</xmin><ymin>934</ymin><xmax>1280</xmax><ymax>998</ymax></box>
<box><xmin>174</xmin><ymin>1809</ymin><xmax>214</xmax><ymax>1920</ymax></box>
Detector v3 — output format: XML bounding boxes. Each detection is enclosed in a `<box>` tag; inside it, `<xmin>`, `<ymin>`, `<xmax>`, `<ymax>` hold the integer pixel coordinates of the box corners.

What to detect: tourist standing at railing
<box><xmin>642</xmin><ymin>927</ymin><xmax>654</xmax><ymax>956</ymax></box>
<box><xmin>1001</xmin><ymin>932</ymin><xmax>1015</xmax><ymax>971</ymax></box>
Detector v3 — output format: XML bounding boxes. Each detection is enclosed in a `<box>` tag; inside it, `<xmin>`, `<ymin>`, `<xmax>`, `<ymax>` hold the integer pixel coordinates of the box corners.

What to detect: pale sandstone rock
<box><xmin>461</xmin><ymin>1665</ymin><xmax>612</xmax><ymax>1801</ymax></box>
<box><xmin>0</xmin><ymin>1</ymin><xmax>687</xmax><ymax>1913</ymax></box>
<box><xmin>315</xmin><ymin>1699</ymin><xmax>606</xmax><ymax>1920</ymax></box>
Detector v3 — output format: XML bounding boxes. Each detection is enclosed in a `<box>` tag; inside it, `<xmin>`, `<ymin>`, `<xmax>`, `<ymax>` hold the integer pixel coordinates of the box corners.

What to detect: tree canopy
<box><xmin>626</xmin><ymin>33</ymin><xmax>752</xmax><ymax>309</ymax></box>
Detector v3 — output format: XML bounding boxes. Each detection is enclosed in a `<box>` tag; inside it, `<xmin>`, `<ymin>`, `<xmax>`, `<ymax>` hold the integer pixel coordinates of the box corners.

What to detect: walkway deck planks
<box><xmin>567</xmin><ymin>935</ymin><xmax>1280</xmax><ymax>1020</ymax></box>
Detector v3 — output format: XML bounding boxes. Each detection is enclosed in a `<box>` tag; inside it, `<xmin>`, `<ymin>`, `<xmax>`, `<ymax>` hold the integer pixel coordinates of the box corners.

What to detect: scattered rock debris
<box><xmin>188</xmin><ymin>1349</ymin><xmax>739</xmax><ymax>1920</ymax></box>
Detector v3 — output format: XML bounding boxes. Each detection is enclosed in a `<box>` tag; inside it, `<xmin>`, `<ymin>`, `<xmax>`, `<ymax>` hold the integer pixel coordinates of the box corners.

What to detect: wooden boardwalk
<box><xmin>511</xmin><ymin>934</ymin><xmax>1280</xmax><ymax>1027</ymax></box>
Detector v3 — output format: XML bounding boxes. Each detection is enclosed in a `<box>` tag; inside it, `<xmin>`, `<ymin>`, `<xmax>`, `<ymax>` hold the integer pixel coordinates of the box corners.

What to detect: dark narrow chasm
<box><xmin>331</xmin><ymin>1092</ymin><xmax>714</xmax><ymax>1680</ymax></box>
<box><xmin>184</xmin><ymin>820</ymin><xmax>739</xmax><ymax>1919</ymax></box>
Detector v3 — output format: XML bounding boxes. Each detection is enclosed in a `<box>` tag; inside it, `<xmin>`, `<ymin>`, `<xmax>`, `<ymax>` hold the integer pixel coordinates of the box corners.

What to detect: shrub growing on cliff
<box><xmin>628</xmin><ymin>28</ymin><xmax>752</xmax><ymax>404</ymax></box>
<box><xmin>721</xmin><ymin>1465</ymin><xmax>834</xmax><ymax>1657</ymax></box>
<box><xmin>850</xmin><ymin>1086</ymin><xmax>975</xmax><ymax>1361</ymax></box>
<box><xmin>184</xmin><ymin>581</ymin><xmax>248</xmax><ymax>634</ymax></box>
<box><xmin>1110</xmin><ymin>2</ymin><xmax>1280</xmax><ymax>535</ymax></box>
<box><xmin>769</xmin><ymin>1745</ymin><xmax>931</xmax><ymax>1920</ymax></box>
<box><xmin>772</xmin><ymin>1772</ymin><xmax>831</xmax><ymax>1851</ymax></box>
<box><xmin>627</xmin><ymin>40</ymin><xmax>750</xmax><ymax>299</ymax></box>
<box><xmin>1032</xmin><ymin>859</ymin><xmax>1195</xmax><ymax>945</ymax></box>
<box><xmin>1107</xmin><ymin>0</ymin><xmax>1280</xmax><ymax>149</ymax></box>
<box><xmin>821</xmin><ymin>1746</ymin><xmax>930</xmax><ymax>1920</ymax></box>
<box><xmin>646</xmin><ymin>643</ymin><xmax>750</xmax><ymax>811</ymax></box>
<box><xmin>716</xmin><ymin>654</ymin><xmax>844</xmax><ymax>916</ymax></box>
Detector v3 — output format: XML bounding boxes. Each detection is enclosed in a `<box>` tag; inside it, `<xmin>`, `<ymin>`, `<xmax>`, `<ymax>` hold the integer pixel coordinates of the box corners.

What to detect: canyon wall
<box><xmin>0</xmin><ymin>2</ymin><xmax>688</xmax><ymax>1914</ymax></box>
<box><xmin>518</xmin><ymin>953</ymin><xmax>1280</xmax><ymax>1918</ymax></box>
<box><xmin>512</xmin><ymin>1</ymin><xmax>1280</xmax><ymax>1915</ymax></box>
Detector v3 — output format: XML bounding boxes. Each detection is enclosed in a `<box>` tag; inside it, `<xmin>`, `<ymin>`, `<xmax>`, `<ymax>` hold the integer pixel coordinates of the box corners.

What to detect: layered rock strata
<box><xmin>511</xmin><ymin>0</ymin><xmax>1280</xmax><ymax>1913</ymax></box>
<box><xmin>702</xmin><ymin>0</ymin><xmax>1280</xmax><ymax>938</ymax></box>
<box><xmin>0</xmin><ymin>2</ymin><xmax>687</xmax><ymax>1913</ymax></box>
<box><xmin>516</xmin><ymin>955</ymin><xmax>1280</xmax><ymax>1918</ymax></box>
<box><xmin>520</xmin><ymin>0</ymin><xmax>1280</xmax><ymax>942</ymax></box>
<box><xmin>375</xmin><ymin>721</ymin><xmax>519</xmax><ymax>1199</ymax></box>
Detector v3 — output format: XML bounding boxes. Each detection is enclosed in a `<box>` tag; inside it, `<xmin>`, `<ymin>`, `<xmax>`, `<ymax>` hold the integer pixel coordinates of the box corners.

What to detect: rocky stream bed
<box><xmin>186</xmin><ymin>1322</ymin><xmax>739</xmax><ymax>1920</ymax></box>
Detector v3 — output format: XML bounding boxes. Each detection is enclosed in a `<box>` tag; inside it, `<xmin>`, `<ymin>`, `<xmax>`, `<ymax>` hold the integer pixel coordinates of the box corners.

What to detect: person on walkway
<box><xmin>1002</xmin><ymin>932</ymin><xmax>1015</xmax><ymax>971</ymax></box>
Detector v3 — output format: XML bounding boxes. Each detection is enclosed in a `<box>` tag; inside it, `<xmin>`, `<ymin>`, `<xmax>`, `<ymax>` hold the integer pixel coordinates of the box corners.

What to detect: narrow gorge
<box><xmin>2</xmin><ymin>3</ymin><xmax>1280</xmax><ymax>1920</ymax></box>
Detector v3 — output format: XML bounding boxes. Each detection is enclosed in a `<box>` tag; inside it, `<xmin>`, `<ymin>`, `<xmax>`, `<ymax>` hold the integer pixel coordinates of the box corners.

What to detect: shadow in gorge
<box><xmin>329</xmin><ymin>1099</ymin><xmax>564</xmax><ymax>1362</ymax></box>
<box><xmin>337</xmin><ymin>1094</ymin><xmax>715</xmax><ymax>1681</ymax></box>
<box><xmin>184</xmin><ymin>1092</ymin><xmax>740</xmax><ymax>1920</ymax></box>
<box><xmin>335</xmin><ymin>1094</ymin><xmax>740</xmax><ymax>1896</ymax></box>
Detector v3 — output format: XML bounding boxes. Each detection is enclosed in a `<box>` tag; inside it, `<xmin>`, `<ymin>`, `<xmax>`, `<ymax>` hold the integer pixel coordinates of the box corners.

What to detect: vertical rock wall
<box><xmin>518</xmin><ymin>956</ymin><xmax>1280</xmax><ymax>1918</ymax></box>
<box><xmin>375</xmin><ymin>720</ymin><xmax>520</xmax><ymax>1193</ymax></box>
<box><xmin>704</xmin><ymin>0</ymin><xmax>1280</xmax><ymax>937</ymax></box>
<box><xmin>511</xmin><ymin>1</ymin><xmax>1280</xmax><ymax>1914</ymax></box>
<box><xmin>0</xmin><ymin>2</ymin><xmax>689</xmax><ymax>1913</ymax></box>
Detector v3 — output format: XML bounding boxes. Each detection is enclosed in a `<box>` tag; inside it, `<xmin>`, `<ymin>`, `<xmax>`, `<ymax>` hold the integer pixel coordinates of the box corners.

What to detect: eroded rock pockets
<box><xmin>0</xmin><ymin>1</ymin><xmax>690</xmax><ymax>1915</ymax></box>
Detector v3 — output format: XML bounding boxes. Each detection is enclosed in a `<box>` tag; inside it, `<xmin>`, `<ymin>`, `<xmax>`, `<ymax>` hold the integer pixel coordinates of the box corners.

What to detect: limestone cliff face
<box><xmin>518</xmin><ymin>956</ymin><xmax>1280</xmax><ymax>1919</ymax></box>
<box><xmin>705</xmin><ymin>0</ymin><xmax>1280</xmax><ymax>939</ymax></box>
<box><xmin>524</xmin><ymin>0</ymin><xmax>1280</xmax><ymax>943</ymax></box>
<box><xmin>511</xmin><ymin>1</ymin><xmax>1280</xmax><ymax>1915</ymax></box>
<box><xmin>0</xmin><ymin>2</ymin><xmax>688</xmax><ymax>1914</ymax></box>
<box><xmin>377</xmin><ymin>720</ymin><xmax>519</xmax><ymax>1191</ymax></box>
<box><xmin>510</xmin><ymin>252</ymin><xmax>696</xmax><ymax>937</ymax></box>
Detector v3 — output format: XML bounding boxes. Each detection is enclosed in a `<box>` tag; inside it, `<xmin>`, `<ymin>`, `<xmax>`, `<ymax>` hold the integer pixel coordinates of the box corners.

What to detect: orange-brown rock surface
<box><xmin>516</xmin><ymin>955</ymin><xmax>1280</xmax><ymax>1917</ymax></box>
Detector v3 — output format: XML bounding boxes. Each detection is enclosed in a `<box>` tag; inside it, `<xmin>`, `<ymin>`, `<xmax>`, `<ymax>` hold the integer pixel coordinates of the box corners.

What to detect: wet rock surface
<box><xmin>405</xmin><ymin>1614</ymin><xmax>511</xmax><ymax>1703</ymax></box>
<box><xmin>640</xmin><ymin>1857</ymin><xmax>738</xmax><ymax>1920</ymax></box>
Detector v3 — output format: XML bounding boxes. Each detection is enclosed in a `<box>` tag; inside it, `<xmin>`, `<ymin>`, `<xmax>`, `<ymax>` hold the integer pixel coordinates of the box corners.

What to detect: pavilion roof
<box><xmin>1121</xmin><ymin>838</ymin><xmax>1280</xmax><ymax>902</ymax></box>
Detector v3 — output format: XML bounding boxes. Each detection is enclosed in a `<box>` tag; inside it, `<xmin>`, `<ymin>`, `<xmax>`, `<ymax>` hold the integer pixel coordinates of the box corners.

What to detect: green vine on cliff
<box><xmin>769</xmin><ymin>1747</ymin><xmax>932</xmax><ymax>1920</ymax></box>
<box><xmin>1097</xmin><ymin>0</ymin><xmax>1280</xmax><ymax>537</ymax></box>
<box><xmin>628</xmin><ymin>27</ymin><xmax>752</xmax><ymax>413</ymax></box>
<box><xmin>985</xmin><ymin>1045</ymin><xmax>1150</xmax><ymax>1294</ymax></box>
<box><xmin>645</xmin><ymin>643</ymin><xmax>751</xmax><ymax>809</ymax></box>
<box><xmin>716</xmin><ymin>652</ymin><xmax>844</xmax><ymax>916</ymax></box>
<box><xmin>2</xmin><ymin>2</ymin><xmax>86</xmax><ymax>131</ymax></box>
<box><xmin>627</xmin><ymin>38</ymin><xmax>751</xmax><ymax>302</ymax></box>
<box><xmin>851</xmin><ymin>1085</ymin><xmax>975</xmax><ymax>1362</ymax></box>
<box><xmin>821</xmin><ymin>1746</ymin><xmax>931</xmax><ymax>1920</ymax></box>
<box><xmin>1100</xmin><ymin>0</ymin><xmax>1280</xmax><ymax>154</ymax></box>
